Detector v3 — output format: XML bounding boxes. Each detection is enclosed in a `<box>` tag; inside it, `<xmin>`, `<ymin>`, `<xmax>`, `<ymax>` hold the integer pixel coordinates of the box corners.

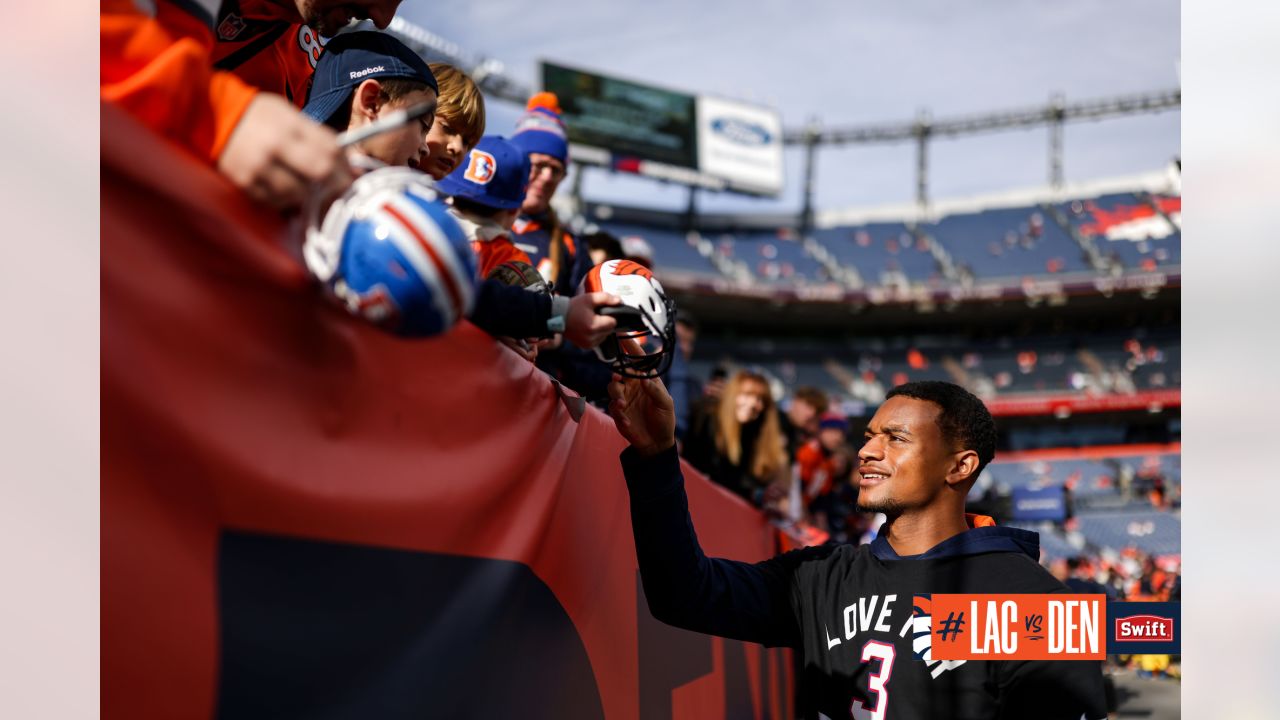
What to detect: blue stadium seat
<box><xmin>1062</xmin><ymin>193</ymin><xmax>1181</xmax><ymax>272</ymax></box>
<box><xmin>733</xmin><ymin>230</ymin><xmax>832</xmax><ymax>284</ymax></box>
<box><xmin>929</xmin><ymin>206</ymin><xmax>1089</xmax><ymax>280</ymax></box>
<box><xmin>1074</xmin><ymin>509</ymin><xmax>1180</xmax><ymax>555</ymax></box>
<box><xmin>813</xmin><ymin>224</ymin><xmax>940</xmax><ymax>285</ymax></box>
<box><xmin>597</xmin><ymin>222</ymin><xmax>723</xmax><ymax>279</ymax></box>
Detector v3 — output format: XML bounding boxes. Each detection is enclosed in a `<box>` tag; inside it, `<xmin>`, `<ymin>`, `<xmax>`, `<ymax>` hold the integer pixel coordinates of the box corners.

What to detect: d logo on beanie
<box><xmin>463</xmin><ymin>150</ymin><xmax>497</xmax><ymax>184</ymax></box>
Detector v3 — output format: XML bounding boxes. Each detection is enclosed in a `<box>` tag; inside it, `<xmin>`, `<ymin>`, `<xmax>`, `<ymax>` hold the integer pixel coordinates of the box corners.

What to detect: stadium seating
<box><xmin>596</xmin><ymin>221</ymin><xmax>724</xmax><ymax>279</ymax></box>
<box><xmin>811</xmin><ymin>224</ymin><xmax>941</xmax><ymax>286</ymax></box>
<box><xmin>730</xmin><ymin>230</ymin><xmax>831</xmax><ymax>284</ymax></box>
<box><xmin>690</xmin><ymin>331</ymin><xmax>1180</xmax><ymax>406</ymax></box>
<box><xmin>606</xmin><ymin>189</ymin><xmax>1180</xmax><ymax>291</ymax></box>
<box><xmin>1062</xmin><ymin>193</ymin><xmax>1182</xmax><ymax>272</ymax></box>
<box><xmin>1073</xmin><ymin>509</ymin><xmax>1180</xmax><ymax>556</ymax></box>
<box><xmin>927</xmin><ymin>206</ymin><xmax>1091</xmax><ymax>280</ymax></box>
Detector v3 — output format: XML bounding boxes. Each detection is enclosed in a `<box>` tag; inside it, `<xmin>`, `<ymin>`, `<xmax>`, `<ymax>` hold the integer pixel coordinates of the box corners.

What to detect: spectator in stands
<box><xmin>420</xmin><ymin>63</ymin><xmax>487</xmax><ymax>181</ymax></box>
<box><xmin>104</xmin><ymin>0</ymin><xmax>410</xmax><ymax>210</ymax></box>
<box><xmin>503</xmin><ymin>92</ymin><xmax>615</xmax><ymax>398</ymax></box>
<box><xmin>682</xmin><ymin>369</ymin><xmax>789</xmax><ymax>507</ymax></box>
<box><xmin>509</xmin><ymin>92</ymin><xmax>590</xmax><ymax>295</ymax></box>
<box><xmin>795</xmin><ymin>412</ymin><xmax>854</xmax><ymax>529</ymax></box>
<box><xmin>781</xmin><ymin>386</ymin><xmax>829</xmax><ymax>459</ymax></box>
<box><xmin>584</xmin><ymin>231</ymin><xmax>625</xmax><ymax>266</ymax></box>
<box><xmin>622</xmin><ymin>236</ymin><xmax>656</xmax><ymax>270</ymax></box>
<box><xmin>301</xmin><ymin>32</ymin><xmax>438</xmax><ymax>171</ymax></box>
<box><xmin>1064</xmin><ymin>557</ymin><xmax>1117</xmax><ymax>599</ymax></box>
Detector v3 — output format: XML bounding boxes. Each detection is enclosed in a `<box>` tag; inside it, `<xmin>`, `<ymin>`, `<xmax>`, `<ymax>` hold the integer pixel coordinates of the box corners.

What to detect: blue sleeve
<box><xmin>467</xmin><ymin>279</ymin><xmax>553</xmax><ymax>339</ymax></box>
<box><xmin>621</xmin><ymin>445</ymin><xmax>827</xmax><ymax>648</ymax></box>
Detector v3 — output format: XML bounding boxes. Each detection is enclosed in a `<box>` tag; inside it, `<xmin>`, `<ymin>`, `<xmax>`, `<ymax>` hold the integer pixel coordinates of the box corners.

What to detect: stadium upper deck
<box><xmin>581</xmin><ymin>171</ymin><xmax>1181</xmax><ymax>301</ymax></box>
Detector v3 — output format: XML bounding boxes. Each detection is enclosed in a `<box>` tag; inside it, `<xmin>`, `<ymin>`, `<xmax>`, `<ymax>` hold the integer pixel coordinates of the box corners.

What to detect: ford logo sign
<box><xmin>711</xmin><ymin>118</ymin><xmax>772</xmax><ymax>147</ymax></box>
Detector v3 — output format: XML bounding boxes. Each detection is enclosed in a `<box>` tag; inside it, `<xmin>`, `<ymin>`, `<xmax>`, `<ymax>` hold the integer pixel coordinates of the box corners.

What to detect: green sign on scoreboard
<box><xmin>542</xmin><ymin>61</ymin><xmax>699</xmax><ymax>169</ymax></box>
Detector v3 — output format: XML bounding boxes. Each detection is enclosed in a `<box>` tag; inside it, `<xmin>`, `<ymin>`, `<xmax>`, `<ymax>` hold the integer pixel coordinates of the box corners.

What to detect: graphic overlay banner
<box><xmin>926</xmin><ymin>594</ymin><xmax>1107</xmax><ymax>661</ymax></box>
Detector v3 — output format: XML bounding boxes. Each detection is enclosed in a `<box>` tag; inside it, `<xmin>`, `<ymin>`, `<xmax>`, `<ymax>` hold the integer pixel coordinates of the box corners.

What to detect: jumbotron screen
<box><xmin>541</xmin><ymin>61</ymin><xmax>785</xmax><ymax>196</ymax></box>
<box><xmin>542</xmin><ymin>61</ymin><xmax>699</xmax><ymax>169</ymax></box>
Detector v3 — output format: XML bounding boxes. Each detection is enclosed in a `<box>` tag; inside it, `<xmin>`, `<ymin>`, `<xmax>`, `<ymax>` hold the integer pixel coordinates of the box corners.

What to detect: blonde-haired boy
<box><xmin>420</xmin><ymin>63</ymin><xmax>487</xmax><ymax>180</ymax></box>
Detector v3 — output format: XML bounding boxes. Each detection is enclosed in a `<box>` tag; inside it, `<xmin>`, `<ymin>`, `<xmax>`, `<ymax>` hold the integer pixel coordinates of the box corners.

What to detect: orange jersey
<box><xmin>472</xmin><ymin>236</ymin><xmax>533</xmax><ymax>280</ymax></box>
<box><xmin>209</xmin><ymin>1</ymin><xmax>325</xmax><ymax>106</ymax></box>
<box><xmin>102</xmin><ymin>0</ymin><xmax>318</xmax><ymax>164</ymax></box>
<box><xmin>796</xmin><ymin>440</ymin><xmax>836</xmax><ymax>501</ymax></box>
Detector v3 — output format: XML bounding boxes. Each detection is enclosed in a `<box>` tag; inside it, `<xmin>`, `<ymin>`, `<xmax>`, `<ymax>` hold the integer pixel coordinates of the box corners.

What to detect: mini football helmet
<box><xmin>304</xmin><ymin>167</ymin><xmax>477</xmax><ymax>337</ymax></box>
<box><xmin>581</xmin><ymin>259</ymin><xmax>677</xmax><ymax>379</ymax></box>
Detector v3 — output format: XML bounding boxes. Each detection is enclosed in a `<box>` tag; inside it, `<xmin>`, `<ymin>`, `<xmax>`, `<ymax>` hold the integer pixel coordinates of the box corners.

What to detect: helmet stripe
<box><xmin>382</xmin><ymin>202</ymin><xmax>466</xmax><ymax>323</ymax></box>
<box><xmin>387</xmin><ymin>193</ymin><xmax>476</xmax><ymax>317</ymax></box>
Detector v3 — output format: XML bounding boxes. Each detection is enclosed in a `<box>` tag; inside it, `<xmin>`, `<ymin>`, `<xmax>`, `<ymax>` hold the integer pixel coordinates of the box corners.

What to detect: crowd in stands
<box><xmin>687</xmin><ymin>332</ymin><xmax>1179</xmax><ymax>411</ymax></box>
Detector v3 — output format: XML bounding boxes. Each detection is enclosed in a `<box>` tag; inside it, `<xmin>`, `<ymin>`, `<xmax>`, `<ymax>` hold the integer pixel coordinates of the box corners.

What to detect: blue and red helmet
<box><xmin>304</xmin><ymin>167</ymin><xmax>478</xmax><ymax>337</ymax></box>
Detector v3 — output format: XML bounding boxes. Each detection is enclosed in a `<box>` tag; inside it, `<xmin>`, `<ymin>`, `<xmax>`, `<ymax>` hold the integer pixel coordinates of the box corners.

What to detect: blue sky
<box><xmin>400</xmin><ymin>0</ymin><xmax>1180</xmax><ymax>214</ymax></box>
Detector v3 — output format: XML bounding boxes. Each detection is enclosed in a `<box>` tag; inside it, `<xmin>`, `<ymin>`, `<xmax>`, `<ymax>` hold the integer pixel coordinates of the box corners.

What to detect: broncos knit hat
<box><xmin>435</xmin><ymin>135</ymin><xmax>531</xmax><ymax>211</ymax></box>
<box><xmin>302</xmin><ymin>31</ymin><xmax>438</xmax><ymax>125</ymax></box>
<box><xmin>509</xmin><ymin>92</ymin><xmax>570</xmax><ymax>164</ymax></box>
<box><xmin>818</xmin><ymin>412</ymin><xmax>849</xmax><ymax>432</ymax></box>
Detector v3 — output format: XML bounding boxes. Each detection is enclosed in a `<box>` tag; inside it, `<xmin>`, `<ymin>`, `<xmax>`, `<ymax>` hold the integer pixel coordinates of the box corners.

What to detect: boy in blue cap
<box><xmin>436</xmin><ymin>136</ymin><xmax>533</xmax><ymax>279</ymax></box>
<box><xmin>302</xmin><ymin>31</ymin><xmax>439</xmax><ymax>171</ymax></box>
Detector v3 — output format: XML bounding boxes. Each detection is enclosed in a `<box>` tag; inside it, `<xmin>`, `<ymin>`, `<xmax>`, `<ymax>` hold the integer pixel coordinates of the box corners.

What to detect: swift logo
<box><xmin>1115</xmin><ymin>615</ymin><xmax>1174</xmax><ymax>642</ymax></box>
<box><xmin>350</xmin><ymin>65</ymin><xmax>387</xmax><ymax>80</ymax></box>
<box><xmin>710</xmin><ymin>117</ymin><xmax>772</xmax><ymax>146</ymax></box>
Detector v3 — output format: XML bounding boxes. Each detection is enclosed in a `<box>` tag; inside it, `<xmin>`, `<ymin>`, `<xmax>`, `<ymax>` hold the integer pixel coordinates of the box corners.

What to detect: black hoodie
<box><xmin>623</xmin><ymin>446</ymin><xmax>1106</xmax><ymax>720</ymax></box>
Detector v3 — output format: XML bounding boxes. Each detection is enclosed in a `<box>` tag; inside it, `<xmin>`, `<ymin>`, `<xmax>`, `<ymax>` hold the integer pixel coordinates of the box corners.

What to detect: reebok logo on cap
<box><xmin>349</xmin><ymin>65</ymin><xmax>387</xmax><ymax>80</ymax></box>
<box><xmin>463</xmin><ymin>150</ymin><xmax>497</xmax><ymax>185</ymax></box>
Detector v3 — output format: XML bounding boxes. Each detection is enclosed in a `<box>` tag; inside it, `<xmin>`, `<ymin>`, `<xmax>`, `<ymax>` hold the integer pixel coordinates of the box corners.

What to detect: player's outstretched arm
<box><xmin>609</xmin><ymin>375</ymin><xmax>812</xmax><ymax>648</ymax></box>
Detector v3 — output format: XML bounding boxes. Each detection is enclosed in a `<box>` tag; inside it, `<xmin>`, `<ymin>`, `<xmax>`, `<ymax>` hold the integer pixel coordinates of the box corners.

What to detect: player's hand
<box><xmin>217</xmin><ymin>93</ymin><xmax>354</xmax><ymax>210</ymax></box>
<box><xmin>564</xmin><ymin>292</ymin><xmax>620</xmax><ymax>349</ymax></box>
<box><xmin>607</xmin><ymin>373</ymin><xmax>676</xmax><ymax>457</ymax></box>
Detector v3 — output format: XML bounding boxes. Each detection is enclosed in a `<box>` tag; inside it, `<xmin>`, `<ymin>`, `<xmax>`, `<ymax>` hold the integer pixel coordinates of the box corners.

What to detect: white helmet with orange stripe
<box><xmin>304</xmin><ymin>167</ymin><xmax>477</xmax><ymax>337</ymax></box>
<box><xmin>582</xmin><ymin>259</ymin><xmax>677</xmax><ymax>379</ymax></box>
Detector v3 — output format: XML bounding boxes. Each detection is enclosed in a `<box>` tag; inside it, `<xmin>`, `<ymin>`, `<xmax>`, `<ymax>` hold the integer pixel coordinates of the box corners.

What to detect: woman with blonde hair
<box><xmin>682</xmin><ymin>369</ymin><xmax>789</xmax><ymax>505</ymax></box>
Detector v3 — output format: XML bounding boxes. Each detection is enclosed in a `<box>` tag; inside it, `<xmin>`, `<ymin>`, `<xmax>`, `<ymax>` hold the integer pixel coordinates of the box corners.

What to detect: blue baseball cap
<box><xmin>302</xmin><ymin>31</ymin><xmax>438</xmax><ymax>125</ymax></box>
<box><xmin>435</xmin><ymin>136</ymin><xmax>531</xmax><ymax>211</ymax></box>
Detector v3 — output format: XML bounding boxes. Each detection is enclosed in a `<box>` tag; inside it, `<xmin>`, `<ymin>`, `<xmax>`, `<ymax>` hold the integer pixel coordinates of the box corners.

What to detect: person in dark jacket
<box><xmin>607</xmin><ymin>376</ymin><xmax>1106</xmax><ymax>720</ymax></box>
<box><xmin>680</xmin><ymin>369</ymin><xmax>789</xmax><ymax>507</ymax></box>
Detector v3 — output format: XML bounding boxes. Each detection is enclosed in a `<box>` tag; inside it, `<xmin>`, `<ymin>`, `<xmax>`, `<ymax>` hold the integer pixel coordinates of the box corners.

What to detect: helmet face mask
<box><xmin>583</xmin><ymin>260</ymin><xmax>677</xmax><ymax>379</ymax></box>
